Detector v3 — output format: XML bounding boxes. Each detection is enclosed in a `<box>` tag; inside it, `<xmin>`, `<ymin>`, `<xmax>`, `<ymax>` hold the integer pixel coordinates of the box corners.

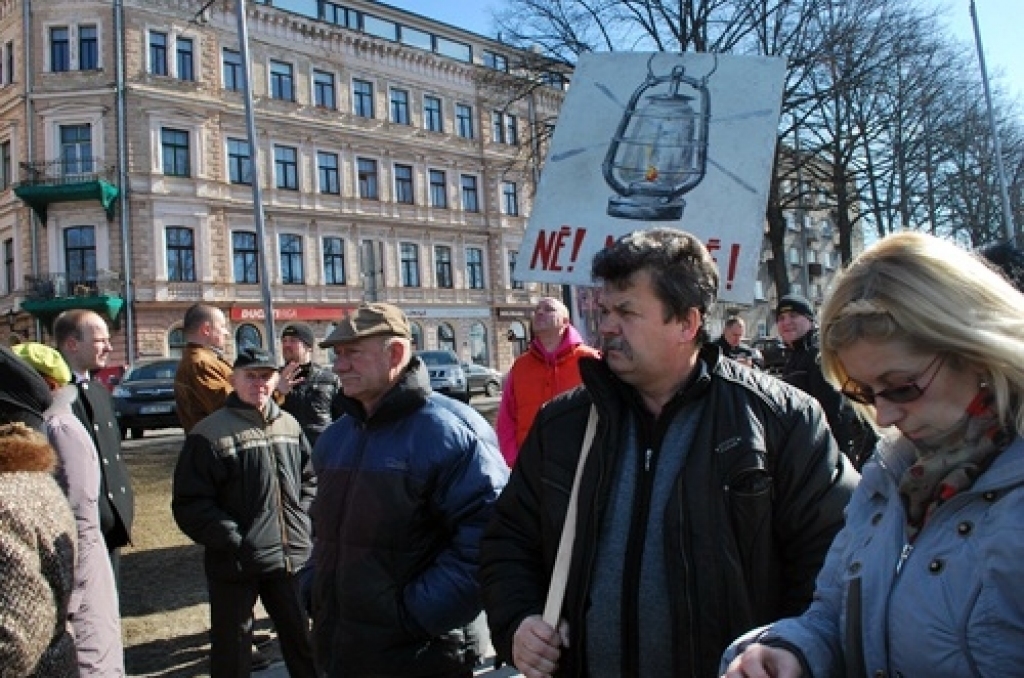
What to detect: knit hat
<box><xmin>0</xmin><ymin>344</ymin><xmax>53</xmax><ymax>432</ymax></box>
<box><xmin>233</xmin><ymin>347</ymin><xmax>277</xmax><ymax>370</ymax></box>
<box><xmin>281</xmin><ymin>323</ymin><xmax>316</xmax><ymax>348</ymax></box>
<box><xmin>320</xmin><ymin>303</ymin><xmax>411</xmax><ymax>348</ymax></box>
<box><xmin>12</xmin><ymin>343</ymin><xmax>71</xmax><ymax>387</ymax></box>
<box><xmin>776</xmin><ymin>294</ymin><xmax>815</xmax><ymax>320</ymax></box>
<box><xmin>979</xmin><ymin>239</ymin><xmax>1024</xmax><ymax>293</ymax></box>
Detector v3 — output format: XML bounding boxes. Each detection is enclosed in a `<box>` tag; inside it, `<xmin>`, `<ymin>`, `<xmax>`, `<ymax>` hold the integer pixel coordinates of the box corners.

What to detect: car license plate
<box><xmin>140</xmin><ymin>404</ymin><xmax>172</xmax><ymax>415</ymax></box>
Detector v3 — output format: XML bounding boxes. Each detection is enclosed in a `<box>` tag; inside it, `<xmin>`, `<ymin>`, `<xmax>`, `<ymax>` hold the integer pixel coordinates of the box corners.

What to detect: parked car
<box><xmin>752</xmin><ymin>337</ymin><xmax>789</xmax><ymax>374</ymax></box>
<box><xmin>112</xmin><ymin>358</ymin><xmax>180</xmax><ymax>439</ymax></box>
<box><xmin>462</xmin><ymin>363</ymin><xmax>503</xmax><ymax>397</ymax></box>
<box><xmin>415</xmin><ymin>350</ymin><xmax>470</xmax><ymax>402</ymax></box>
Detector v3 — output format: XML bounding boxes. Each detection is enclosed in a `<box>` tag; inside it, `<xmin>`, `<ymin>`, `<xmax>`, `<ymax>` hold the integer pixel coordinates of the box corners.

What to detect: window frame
<box><xmin>79</xmin><ymin>25</ymin><xmax>98</xmax><ymax>70</ymax></box>
<box><xmin>50</xmin><ymin>26</ymin><xmax>70</xmax><ymax>72</ymax></box>
<box><xmin>274</xmin><ymin>145</ymin><xmax>299</xmax><ymax>190</ymax></box>
<box><xmin>461</xmin><ymin>174</ymin><xmax>479</xmax><ymax>212</ymax></box>
<box><xmin>227</xmin><ymin>138</ymin><xmax>252</xmax><ymax>185</ymax></box>
<box><xmin>428</xmin><ymin>169</ymin><xmax>447</xmax><ymax>208</ymax></box>
<box><xmin>502</xmin><ymin>181</ymin><xmax>519</xmax><ymax>216</ymax></box>
<box><xmin>176</xmin><ymin>37</ymin><xmax>194</xmax><ymax>81</ymax></box>
<box><xmin>455</xmin><ymin>103</ymin><xmax>473</xmax><ymax>139</ymax></box>
<box><xmin>279</xmin><ymin>233</ymin><xmax>304</xmax><ymax>285</ymax></box>
<box><xmin>423</xmin><ymin>95</ymin><xmax>443</xmax><ymax>132</ymax></box>
<box><xmin>323</xmin><ymin>236</ymin><xmax>346</xmax><ymax>286</ymax></box>
<box><xmin>64</xmin><ymin>225</ymin><xmax>97</xmax><ymax>285</ymax></box>
<box><xmin>313</xmin><ymin>69</ymin><xmax>336</xmax><ymax>109</ymax></box>
<box><xmin>161</xmin><ymin>127</ymin><xmax>191</xmax><ymax>177</ymax></box>
<box><xmin>393</xmin><ymin>163</ymin><xmax>414</xmax><ymax>204</ymax></box>
<box><xmin>165</xmin><ymin>226</ymin><xmax>196</xmax><ymax>282</ymax></box>
<box><xmin>357</xmin><ymin>157</ymin><xmax>379</xmax><ymax>199</ymax></box>
<box><xmin>400</xmin><ymin>242</ymin><xmax>420</xmax><ymax>288</ymax></box>
<box><xmin>270</xmin><ymin>60</ymin><xmax>295</xmax><ymax>101</ymax></box>
<box><xmin>352</xmin><ymin>78</ymin><xmax>374</xmax><ymax>118</ymax></box>
<box><xmin>466</xmin><ymin>247</ymin><xmax>484</xmax><ymax>290</ymax></box>
<box><xmin>317</xmin><ymin>150</ymin><xmax>340</xmax><ymax>195</ymax></box>
<box><xmin>434</xmin><ymin>245</ymin><xmax>453</xmax><ymax>289</ymax></box>
<box><xmin>222</xmin><ymin>48</ymin><xmax>242</xmax><ymax>91</ymax></box>
<box><xmin>149</xmin><ymin>30</ymin><xmax>168</xmax><ymax>76</ymax></box>
<box><xmin>389</xmin><ymin>87</ymin><xmax>410</xmax><ymax>125</ymax></box>
<box><xmin>232</xmin><ymin>231</ymin><xmax>259</xmax><ymax>284</ymax></box>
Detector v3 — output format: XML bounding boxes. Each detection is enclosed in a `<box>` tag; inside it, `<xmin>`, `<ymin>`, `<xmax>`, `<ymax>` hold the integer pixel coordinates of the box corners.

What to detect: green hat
<box><xmin>13</xmin><ymin>343</ymin><xmax>71</xmax><ymax>386</ymax></box>
<box><xmin>320</xmin><ymin>303</ymin><xmax>411</xmax><ymax>348</ymax></box>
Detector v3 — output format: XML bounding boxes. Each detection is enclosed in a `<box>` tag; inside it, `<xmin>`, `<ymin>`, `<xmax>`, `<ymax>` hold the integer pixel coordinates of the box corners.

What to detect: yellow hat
<box><xmin>12</xmin><ymin>343</ymin><xmax>71</xmax><ymax>387</ymax></box>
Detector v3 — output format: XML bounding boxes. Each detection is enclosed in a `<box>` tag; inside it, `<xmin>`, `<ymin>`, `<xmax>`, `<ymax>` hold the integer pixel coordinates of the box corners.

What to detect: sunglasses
<box><xmin>840</xmin><ymin>354</ymin><xmax>946</xmax><ymax>406</ymax></box>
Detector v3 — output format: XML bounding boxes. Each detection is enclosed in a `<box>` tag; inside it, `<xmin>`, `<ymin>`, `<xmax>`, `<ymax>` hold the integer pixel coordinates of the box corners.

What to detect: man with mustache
<box><xmin>480</xmin><ymin>228</ymin><xmax>858</xmax><ymax>678</ymax></box>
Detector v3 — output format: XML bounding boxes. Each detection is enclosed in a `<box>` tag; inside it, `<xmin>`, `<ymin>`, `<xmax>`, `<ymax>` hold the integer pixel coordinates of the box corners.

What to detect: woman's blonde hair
<box><xmin>820</xmin><ymin>231</ymin><xmax>1024</xmax><ymax>434</ymax></box>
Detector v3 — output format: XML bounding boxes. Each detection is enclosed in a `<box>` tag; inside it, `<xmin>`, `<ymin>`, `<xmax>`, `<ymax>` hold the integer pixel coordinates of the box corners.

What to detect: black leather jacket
<box><xmin>280</xmin><ymin>361</ymin><xmax>342</xmax><ymax>446</ymax></box>
<box><xmin>480</xmin><ymin>346</ymin><xmax>858</xmax><ymax>677</ymax></box>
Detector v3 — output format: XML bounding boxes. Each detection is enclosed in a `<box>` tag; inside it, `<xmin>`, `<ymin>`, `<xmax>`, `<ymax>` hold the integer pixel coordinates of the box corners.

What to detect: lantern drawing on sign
<box><xmin>602</xmin><ymin>55</ymin><xmax>712</xmax><ymax>221</ymax></box>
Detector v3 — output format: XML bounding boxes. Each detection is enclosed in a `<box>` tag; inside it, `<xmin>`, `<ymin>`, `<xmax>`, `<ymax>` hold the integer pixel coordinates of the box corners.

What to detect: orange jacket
<box><xmin>174</xmin><ymin>343</ymin><xmax>234</xmax><ymax>433</ymax></box>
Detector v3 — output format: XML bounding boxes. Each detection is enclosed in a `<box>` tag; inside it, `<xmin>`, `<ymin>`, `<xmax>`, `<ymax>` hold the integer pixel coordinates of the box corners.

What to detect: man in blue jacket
<box><xmin>310</xmin><ymin>303</ymin><xmax>508</xmax><ymax>678</ymax></box>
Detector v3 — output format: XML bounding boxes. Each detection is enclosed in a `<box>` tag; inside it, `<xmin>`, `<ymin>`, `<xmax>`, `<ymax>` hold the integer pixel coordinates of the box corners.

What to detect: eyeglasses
<box><xmin>840</xmin><ymin>354</ymin><xmax>946</xmax><ymax>406</ymax></box>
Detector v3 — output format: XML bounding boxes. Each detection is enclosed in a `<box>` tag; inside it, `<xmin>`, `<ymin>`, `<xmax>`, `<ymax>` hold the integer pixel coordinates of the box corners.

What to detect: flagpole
<box><xmin>969</xmin><ymin>0</ymin><xmax>1016</xmax><ymax>240</ymax></box>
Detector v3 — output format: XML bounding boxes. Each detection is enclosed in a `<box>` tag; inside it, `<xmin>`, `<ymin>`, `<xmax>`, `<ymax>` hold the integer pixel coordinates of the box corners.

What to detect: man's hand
<box><xmin>722</xmin><ymin>643</ymin><xmax>803</xmax><ymax>678</ymax></box>
<box><xmin>513</xmin><ymin>615</ymin><xmax>569</xmax><ymax>678</ymax></box>
<box><xmin>277</xmin><ymin>361</ymin><xmax>306</xmax><ymax>396</ymax></box>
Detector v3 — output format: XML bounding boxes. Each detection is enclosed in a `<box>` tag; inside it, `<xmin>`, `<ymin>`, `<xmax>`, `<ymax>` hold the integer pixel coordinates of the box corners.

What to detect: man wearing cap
<box><xmin>13</xmin><ymin>342</ymin><xmax>125</xmax><ymax>676</ymax></box>
<box><xmin>54</xmin><ymin>309</ymin><xmax>135</xmax><ymax>585</ymax></box>
<box><xmin>310</xmin><ymin>302</ymin><xmax>508</xmax><ymax>677</ymax></box>
<box><xmin>173</xmin><ymin>347</ymin><xmax>317</xmax><ymax>678</ymax></box>
<box><xmin>777</xmin><ymin>293</ymin><xmax>875</xmax><ymax>468</ymax></box>
<box><xmin>276</xmin><ymin>323</ymin><xmax>342</xmax><ymax>446</ymax></box>
<box><xmin>175</xmin><ymin>303</ymin><xmax>234</xmax><ymax>434</ymax></box>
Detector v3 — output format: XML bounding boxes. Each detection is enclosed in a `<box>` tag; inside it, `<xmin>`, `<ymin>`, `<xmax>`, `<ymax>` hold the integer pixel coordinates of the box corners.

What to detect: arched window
<box><xmin>235</xmin><ymin>323</ymin><xmax>263</xmax><ymax>350</ymax></box>
<box><xmin>410</xmin><ymin>322</ymin><xmax>423</xmax><ymax>351</ymax></box>
<box><xmin>437</xmin><ymin>322</ymin><xmax>455</xmax><ymax>352</ymax></box>
<box><xmin>469</xmin><ymin>321</ymin><xmax>488</xmax><ymax>365</ymax></box>
<box><xmin>168</xmin><ymin>327</ymin><xmax>186</xmax><ymax>358</ymax></box>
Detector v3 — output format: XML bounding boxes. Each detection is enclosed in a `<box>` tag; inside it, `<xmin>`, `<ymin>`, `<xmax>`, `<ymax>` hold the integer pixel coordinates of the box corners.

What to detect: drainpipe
<box><xmin>114</xmin><ymin>0</ymin><xmax>134</xmax><ymax>361</ymax></box>
<box><xmin>22</xmin><ymin>0</ymin><xmax>40</xmax><ymax>338</ymax></box>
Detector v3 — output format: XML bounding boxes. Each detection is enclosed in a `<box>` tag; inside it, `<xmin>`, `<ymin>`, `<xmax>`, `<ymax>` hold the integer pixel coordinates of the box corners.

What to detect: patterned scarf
<box><xmin>899</xmin><ymin>389</ymin><xmax>1012</xmax><ymax>541</ymax></box>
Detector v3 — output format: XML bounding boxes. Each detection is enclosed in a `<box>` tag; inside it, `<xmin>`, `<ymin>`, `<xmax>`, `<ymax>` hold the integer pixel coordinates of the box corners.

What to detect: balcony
<box><xmin>20</xmin><ymin>270</ymin><xmax>125</xmax><ymax>330</ymax></box>
<box><xmin>13</xmin><ymin>159</ymin><xmax>119</xmax><ymax>223</ymax></box>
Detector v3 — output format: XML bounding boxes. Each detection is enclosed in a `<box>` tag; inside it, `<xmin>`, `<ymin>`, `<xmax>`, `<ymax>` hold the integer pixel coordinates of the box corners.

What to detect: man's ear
<box><xmin>679</xmin><ymin>307</ymin><xmax>703</xmax><ymax>343</ymax></box>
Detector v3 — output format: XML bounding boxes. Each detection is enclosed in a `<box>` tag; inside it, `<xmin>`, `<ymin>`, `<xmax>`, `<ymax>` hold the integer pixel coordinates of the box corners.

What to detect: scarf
<box><xmin>899</xmin><ymin>389</ymin><xmax>1011</xmax><ymax>541</ymax></box>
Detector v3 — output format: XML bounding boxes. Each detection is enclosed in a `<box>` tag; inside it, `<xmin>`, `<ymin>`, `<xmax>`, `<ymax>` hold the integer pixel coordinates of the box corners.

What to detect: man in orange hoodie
<box><xmin>496</xmin><ymin>297</ymin><xmax>599</xmax><ymax>466</ymax></box>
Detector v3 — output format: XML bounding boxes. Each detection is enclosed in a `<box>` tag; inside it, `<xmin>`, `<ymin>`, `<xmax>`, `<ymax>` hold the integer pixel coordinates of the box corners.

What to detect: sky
<box><xmin>381</xmin><ymin>0</ymin><xmax>1022</xmax><ymax>108</ymax></box>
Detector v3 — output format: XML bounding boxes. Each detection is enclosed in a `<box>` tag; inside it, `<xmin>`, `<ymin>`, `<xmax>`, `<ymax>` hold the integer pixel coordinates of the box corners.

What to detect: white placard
<box><xmin>517</xmin><ymin>52</ymin><xmax>786</xmax><ymax>303</ymax></box>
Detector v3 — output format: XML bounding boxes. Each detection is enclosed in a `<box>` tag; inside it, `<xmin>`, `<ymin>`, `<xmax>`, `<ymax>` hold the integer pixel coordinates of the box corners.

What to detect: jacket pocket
<box><xmin>723</xmin><ymin>453</ymin><xmax>778</xmax><ymax>614</ymax></box>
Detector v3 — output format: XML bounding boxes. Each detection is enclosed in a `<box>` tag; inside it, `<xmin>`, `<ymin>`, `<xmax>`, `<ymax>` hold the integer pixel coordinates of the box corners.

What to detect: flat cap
<box><xmin>12</xmin><ymin>343</ymin><xmax>71</xmax><ymax>387</ymax></box>
<box><xmin>233</xmin><ymin>347</ymin><xmax>277</xmax><ymax>370</ymax></box>
<box><xmin>320</xmin><ymin>303</ymin><xmax>411</xmax><ymax>348</ymax></box>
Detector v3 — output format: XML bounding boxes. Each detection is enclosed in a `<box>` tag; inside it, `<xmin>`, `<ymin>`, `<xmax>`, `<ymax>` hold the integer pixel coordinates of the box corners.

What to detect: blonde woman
<box><xmin>723</xmin><ymin>231</ymin><xmax>1024</xmax><ymax>677</ymax></box>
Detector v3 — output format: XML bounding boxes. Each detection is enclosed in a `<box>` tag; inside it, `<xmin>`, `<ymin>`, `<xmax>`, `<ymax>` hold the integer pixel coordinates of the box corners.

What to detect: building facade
<box><xmin>0</xmin><ymin>0</ymin><xmax>566</xmax><ymax>371</ymax></box>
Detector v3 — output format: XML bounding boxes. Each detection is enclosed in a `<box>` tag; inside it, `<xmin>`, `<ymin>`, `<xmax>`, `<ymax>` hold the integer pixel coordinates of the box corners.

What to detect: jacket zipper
<box><xmin>622</xmin><ymin>444</ymin><xmax>656</xmax><ymax>676</ymax></box>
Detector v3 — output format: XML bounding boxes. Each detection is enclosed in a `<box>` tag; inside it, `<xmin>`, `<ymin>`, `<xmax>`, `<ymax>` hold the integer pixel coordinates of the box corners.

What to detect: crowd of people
<box><xmin>2</xmin><ymin>226</ymin><xmax>1023</xmax><ymax>678</ymax></box>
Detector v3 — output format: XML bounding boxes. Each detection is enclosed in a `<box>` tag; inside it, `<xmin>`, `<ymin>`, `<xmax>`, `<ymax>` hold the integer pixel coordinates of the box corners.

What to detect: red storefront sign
<box><xmin>229</xmin><ymin>305</ymin><xmax>353</xmax><ymax>322</ymax></box>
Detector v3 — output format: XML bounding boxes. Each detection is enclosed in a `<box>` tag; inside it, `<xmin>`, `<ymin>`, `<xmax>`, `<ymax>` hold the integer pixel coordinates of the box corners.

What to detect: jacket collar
<box><xmin>335</xmin><ymin>357</ymin><xmax>430</xmax><ymax>425</ymax></box>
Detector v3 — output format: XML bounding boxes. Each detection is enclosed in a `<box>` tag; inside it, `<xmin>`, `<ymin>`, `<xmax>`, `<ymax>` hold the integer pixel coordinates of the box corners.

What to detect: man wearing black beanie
<box><xmin>276</xmin><ymin>323</ymin><xmax>342</xmax><ymax>446</ymax></box>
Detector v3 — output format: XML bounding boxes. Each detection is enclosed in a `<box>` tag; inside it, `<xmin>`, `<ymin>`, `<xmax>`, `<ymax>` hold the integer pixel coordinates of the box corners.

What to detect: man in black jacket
<box><xmin>54</xmin><ymin>309</ymin><xmax>135</xmax><ymax>586</ymax></box>
<box><xmin>776</xmin><ymin>293</ymin><xmax>876</xmax><ymax>468</ymax></box>
<box><xmin>276</xmin><ymin>323</ymin><xmax>342</xmax><ymax>446</ymax></box>
<box><xmin>479</xmin><ymin>228</ymin><xmax>858</xmax><ymax>678</ymax></box>
<box><xmin>173</xmin><ymin>347</ymin><xmax>317</xmax><ymax>678</ymax></box>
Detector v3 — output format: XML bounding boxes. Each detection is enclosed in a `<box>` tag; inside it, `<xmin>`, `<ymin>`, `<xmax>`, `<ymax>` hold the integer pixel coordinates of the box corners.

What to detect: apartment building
<box><xmin>0</xmin><ymin>0</ymin><xmax>567</xmax><ymax>370</ymax></box>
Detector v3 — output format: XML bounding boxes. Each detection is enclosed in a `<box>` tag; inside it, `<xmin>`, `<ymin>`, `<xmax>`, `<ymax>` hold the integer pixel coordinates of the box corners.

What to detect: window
<box><xmin>149</xmin><ymin>31</ymin><xmax>167</xmax><ymax>76</ymax></box>
<box><xmin>788</xmin><ymin>247</ymin><xmax>802</xmax><ymax>265</ymax></box>
<box><xmin>270</xmin><ymin>60</ymin><xmax>294</xmax><ymax>101</ymax></box>
<box><xmin>317</xmin><ymin>151</ymin><xmax>339</xmax><ymax>194</ymax></box>
<box><xmin>390</xmin><ymin>87</ymin><xmax>410</xmax><ymax>124</ymax></box>
<box><xmin>320</xmin><ymin>2</ymin><xmax>357</xmax><ymax>28</ymax></box>
<box><xmin>50</xmin><ymin>27</ymin><xmax>70</xmax><ymax>72</ymax></box>
<box><xmin>161</xmin><ymin>128</ymin><xmax>190</xmax><ymax>177</ymax></box>
<box><xmin>79</xmin><ymin>26</ymin><xmax>98</xmax><ymax>70</ymax></box>
<box><xmin>434</xmin><ymin>245</ymin><xmax>452</xmax><ymax>288</ymax></box>
<box><xmin>357</xmin><ymin>158</ymin><xmax>378</xmax><ymax>199</ymax></box>
<box><xmin>236</xmin><ymin>324</ymin><xmax>262</xmax><ymax>349</ymax></box>
<box><xmin>227</xmin><ymin>138</ymin><xmax>252</xmax><ymax>184</ymax></box>
<box><xmin>364</xmin><ymin>15</ymin><xmax>397</xmax><ymax>41</ymax></box>
<box><xmin>754</xmin><ymin>280</ymin><xmax>766</xmax><ymax>300</ymax></box>
<box><xmin>455</xmin><ymin>103</ymin><xmax>473</xmax><ymax>139</ymax></box>
<box><xmin>64</xmin><ymin>226</ymin><xmax>96</xmax><ymax>285</ymax></box>
<box><xmin>461</xmin><ymin>175</ymin><xmax>479</xmax><ymax>212</ymax></box>
<box><xmin>4</xmin><ymin>238</ymin><xmax>14</xmax><ymax>294</ymax></box>
<box><xmin>166</xmin><ymin>227</ymin><xmax>196</xmax><ymax>282</ymax></box>
<box><xmin>4</xmin><ymin>41</ymin><xmax>13</xmax><ymax>86</ymax></box>
<box><xmin>394</xmin><ymin>164</ymin><xmax>413</xmax><ymax>204</ymax></box>
<box><xmin>429</xmin><ymin>169</ymin><xmax>447</xmax><ymax>208</ymax></box>
<box><xmin>483</xmin><ymin>50</ymin><xmax>508</xmax><ymax>71</ymax></box>
<box><xmin>60</xmin><ymin>124</ymin><xmax>92</xmax><ymax>176</ymax></box>
<box><xmin>502</xmin><ymin>181</ymin><xmax>519</xmax><ymax>216</ymax></box>
<box><xmin>508</xmin><ymin>250</ymin><xmax>523</xmax><ymax>289</ymax></box>
<box><xmin>437</xmin><ymin>322</ymin><xmax>456</xmax><ymax>351</ymax></box>
<box><xmin>424</xmin><ymin>95</ymin><xmax>443</xmax><ymax>132</ymax></box>
<box><xmin>492</xmin><ymin>111</ymin><xmax>518</xmax><ymax>145</ymax></box>
<box><xmin>466</xmin><ymin>247</ymin><xmax>484</xmax><ymax>289</ymax></box>
<box><xmin>233</xmin><ymin>231</ymin><xmax>259</xmax><ymax>283</ymax></box>
<box><xmin>274</xmin><ymin>145</ymin><xmax>298</xmax><ymax>190</ymax></box>
<box><xmin>280</xmin><ymin>234</ymin><xmax>304</xmax><ymax>284</ymax></box>
<box><xmin>353</xmin><ymin>78</ymin><xmax>374</xmax><ymax>117</ymax></box>
<box><xmin>0</xmin><ymin>141</ymin><xmax>10</xmax><ymax>190</ymax></box>
<box><xmin>400</xmin><ymin>243</ymin><xmax>420</xmax><ymax>287</ymax></box>
<box><xmin>323</xmin><ymin>236</ymin><xmax>346</xmax><ymax>285</ymax></box>
<box><xmin>176</xmin><ymin>37</ymin><xmax>194</xmax><ymax>81</ymax></box>
<box><xmin>222</xmin><ymin>49</ymin><xmax>242</xmax><ymax>91</ymax></box>
<box><xmin>313</xmin><ymin>70</ymin><xmax>336</xmax><ymax>109</ymax></box>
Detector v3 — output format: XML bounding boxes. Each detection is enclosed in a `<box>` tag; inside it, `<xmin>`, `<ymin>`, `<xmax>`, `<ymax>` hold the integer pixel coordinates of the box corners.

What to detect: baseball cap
<box><xmin>12</xmin><ymin>343</ymin><xmax>71</xmax><ymax>387</ymax></box>
<box><xmin>281</xmin><ymin>324</ymin><xmax>315</xmax><ymax>348</ymax></box>
<box><xmin>233</xmin><ymin>347</ymin><xmax>277</xmax><ymax>370</ymax></box>
<box><xmin>320</xmin><ymin>303</ymin><xmax>411</xmax><ymax>348</ymax></box>
<box><xmin>776</xmin><ymin>294</ymin><xmax>815</xmax><ymax>320</ymax></box>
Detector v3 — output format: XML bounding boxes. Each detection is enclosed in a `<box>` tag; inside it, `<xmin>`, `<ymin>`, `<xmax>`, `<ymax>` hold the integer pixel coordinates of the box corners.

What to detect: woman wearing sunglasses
<box><xmin>721</xmin><ymin>231</ymin><xmax>1024</xmax><ymax>678</ymax></box>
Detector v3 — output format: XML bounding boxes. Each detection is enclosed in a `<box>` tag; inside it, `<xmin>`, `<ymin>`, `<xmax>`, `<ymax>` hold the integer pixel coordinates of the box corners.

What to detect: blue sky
<box><xmin>382</xmin><ymin>0</ymin><xmax>1021</xmax><ymax>108</ymax></box>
